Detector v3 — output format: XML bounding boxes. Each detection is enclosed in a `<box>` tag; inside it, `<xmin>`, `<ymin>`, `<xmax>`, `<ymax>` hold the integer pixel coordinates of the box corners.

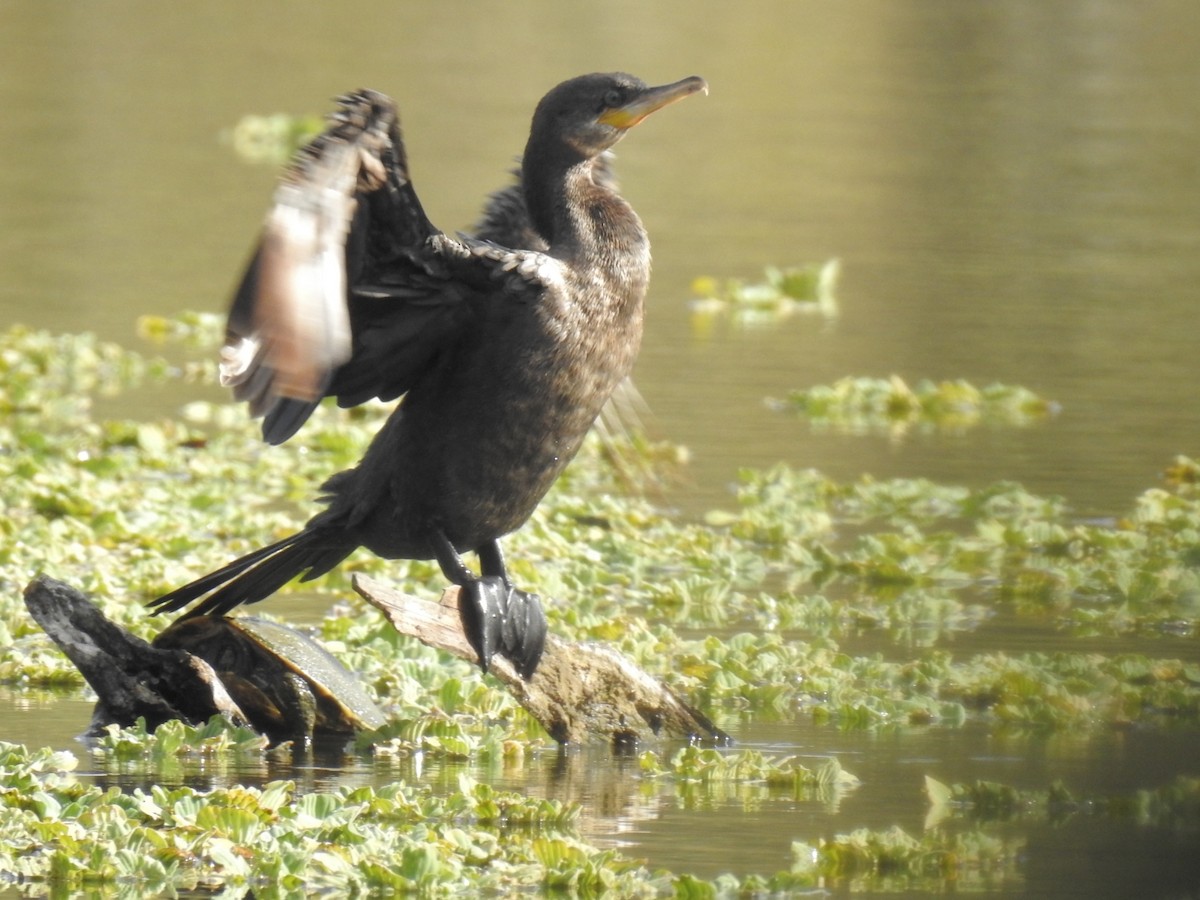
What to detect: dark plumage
<box><xmin>471</xmin><ymin>151</ymin><xmax>617</xmax><ymax>251</ymax></box>
<box><xmin>150</xmin><ymin>73</ymin><xmax>707</xmax><ymax>678</ymax></box>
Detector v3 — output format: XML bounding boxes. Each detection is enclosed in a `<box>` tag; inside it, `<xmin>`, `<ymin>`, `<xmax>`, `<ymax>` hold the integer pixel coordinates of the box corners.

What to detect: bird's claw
<box><xmin>459</xmin><ymin>576</ymin><xmax>547</xmax><ymax>680</ymax></box>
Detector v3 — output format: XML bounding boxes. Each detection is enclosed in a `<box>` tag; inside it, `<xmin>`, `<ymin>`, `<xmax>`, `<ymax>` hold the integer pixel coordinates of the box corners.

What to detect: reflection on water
<box><xmin>15</xmin><ymin>687</ymin><xmax>1200</xmax><ymax>895</ymax></box>
<box><xmin>0</xmin><ymin>690</ymin><xmax>96</xmax><ymax>753</ymax></box>
<box><xmin>3</xmin><ymin>1</ymin><xmax>1200</xmax><ymax>895</ymax></box>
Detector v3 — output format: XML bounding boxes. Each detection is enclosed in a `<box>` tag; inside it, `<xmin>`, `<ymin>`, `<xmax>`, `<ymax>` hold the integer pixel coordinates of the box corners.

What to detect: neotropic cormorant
<box><xmin>150</xmin><ymin>72</ymin><xmax>708</xmax><ymax>679</ymax></box>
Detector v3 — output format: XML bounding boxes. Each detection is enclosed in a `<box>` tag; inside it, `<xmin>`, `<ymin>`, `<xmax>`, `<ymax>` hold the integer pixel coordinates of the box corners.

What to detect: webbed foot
<box><xmin>458</xmin><ymin>576</ymin><xmax>547</xmax><ymax>679</ymax></box>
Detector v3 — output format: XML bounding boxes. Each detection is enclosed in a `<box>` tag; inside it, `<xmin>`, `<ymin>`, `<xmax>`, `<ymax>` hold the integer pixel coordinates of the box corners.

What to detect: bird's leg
<box><xmin>476</xmin><ymin>541</ymin><xmax>511</xmax><ymax>587</ymax></box>
<box><xmin>431</xmin><ymin>531</ymin><xmax>476</xmax><ymax>584</ymax></box>
<box><xmin>430</xmin><ymin>530</ymin><xmax>500</xmax><ymax>671</ymax></box>
<box><xmin>432</xmin><ymin>531</ymin><xmax>546</xmax><ymax>679</ymax></box>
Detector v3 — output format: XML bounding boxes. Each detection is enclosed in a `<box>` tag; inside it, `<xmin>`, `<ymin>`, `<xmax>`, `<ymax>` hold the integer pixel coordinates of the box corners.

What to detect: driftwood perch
<box><xmin>24</xmin><ymin>575</ymin><xmax>249</xmax><ymax>735</ymax></box>
<box><xmin>24</xmin><ymin>574</ymin><xmax>728</xmax><ymax>748</ymax></box>
<box><xmin>353</xmin><ymin>575</ymin><xmax>729</xmax><ymax>746</ymax></box>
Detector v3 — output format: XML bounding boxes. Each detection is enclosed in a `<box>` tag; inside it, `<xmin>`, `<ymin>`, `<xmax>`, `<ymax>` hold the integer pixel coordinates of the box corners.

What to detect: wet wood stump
<box><xmin>23</xmin><ymin>575</ymin><xmax>249</xmax><ymax>735</ymax></box>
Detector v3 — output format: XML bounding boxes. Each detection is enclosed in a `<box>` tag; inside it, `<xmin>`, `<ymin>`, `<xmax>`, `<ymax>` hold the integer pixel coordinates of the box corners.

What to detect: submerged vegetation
<box><xmin>1</xmin><ymin>317</ymin><xmax>1198</xmax><ymax>894</ymax></box>
<box><xmin>924</xmin><ymin>773</ymin><xmax>1200</xmax><ymax>830</ymax></box>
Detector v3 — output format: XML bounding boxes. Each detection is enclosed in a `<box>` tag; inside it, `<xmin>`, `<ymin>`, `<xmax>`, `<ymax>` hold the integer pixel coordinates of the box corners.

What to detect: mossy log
<box><xmin>353</xmin><ymin>575</ymin><xmax>729</xmax><ymax>746</ymax></box>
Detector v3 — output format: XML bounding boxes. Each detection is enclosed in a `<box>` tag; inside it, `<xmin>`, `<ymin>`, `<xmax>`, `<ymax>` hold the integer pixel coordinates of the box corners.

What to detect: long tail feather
<box><xmin>149</xmin><ymin>529</ymin><xmax>353</xmax><ymax>619</ymax></box>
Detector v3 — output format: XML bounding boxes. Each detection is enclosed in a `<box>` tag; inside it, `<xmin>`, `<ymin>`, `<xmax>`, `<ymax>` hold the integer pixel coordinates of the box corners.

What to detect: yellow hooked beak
<box><xmin>598</xmin><ymin>75</ymin><xmax>708</xmax><ymax>130</ymax></box>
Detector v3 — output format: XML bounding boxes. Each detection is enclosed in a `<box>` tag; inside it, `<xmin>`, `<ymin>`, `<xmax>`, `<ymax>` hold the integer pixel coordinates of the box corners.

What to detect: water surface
<box><xmin>2</xmin><ymin>1</ymin><xmax>1199</xmax><ymax>895</ymax></box>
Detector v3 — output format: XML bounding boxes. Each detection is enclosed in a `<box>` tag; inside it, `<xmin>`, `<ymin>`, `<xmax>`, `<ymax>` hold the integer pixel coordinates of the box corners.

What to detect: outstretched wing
<box><xmin>221</xmin><ymin>89</ymin><xmax>445</xmax><ymax>445</ymax></box>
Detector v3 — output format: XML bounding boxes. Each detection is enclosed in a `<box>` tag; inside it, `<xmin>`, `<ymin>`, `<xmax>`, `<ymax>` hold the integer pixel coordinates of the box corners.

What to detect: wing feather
<box><xmin>220</xmin><ymin>90</ymin><xmax>440</xmax><ymax>444</ymax></box>
<box><xmin>217</xmin><ymin>89</ymin><xmax>565</xmax><ymax>446</ymax></box>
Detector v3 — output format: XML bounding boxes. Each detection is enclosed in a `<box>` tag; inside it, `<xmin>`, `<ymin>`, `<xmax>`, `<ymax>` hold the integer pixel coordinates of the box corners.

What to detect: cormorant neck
<box><xmin>521</xmin><ymin>140</ymin><xmax>638</xmax><ymax>263</ymax></box>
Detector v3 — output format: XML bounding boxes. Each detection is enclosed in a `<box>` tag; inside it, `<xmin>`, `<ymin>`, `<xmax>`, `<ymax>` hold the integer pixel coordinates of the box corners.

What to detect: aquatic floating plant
<box><xmin>778</xmin><ymin>375</ymin><xmax>1059</xmax><ymax>434</ymax></box>
<box><xmin>224</xmin><ymin>112</ymin><xmax>325</xmax><ymax>164</ymax></box>
<box><xmin>3</xmin><ymin>319</ymin><xmax>1200</xmax><ymax>894</ymax></box>
<box><xmin>689</xmin><ymin>260</ymin><xmax>840</xmax><ymax>327</ymax></box>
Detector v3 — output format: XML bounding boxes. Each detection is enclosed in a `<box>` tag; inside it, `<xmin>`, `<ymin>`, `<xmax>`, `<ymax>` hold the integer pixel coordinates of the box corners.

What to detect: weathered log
<box><xmin>23</xmin><ymin>575</ymin><xmax>249</xmax><ymax>735</ymax></box>
<box><xmin>353</xmin><ymin>575</ymin><xmax>730</xmax><ymax>746</ymax></box>
<box><xmin>24</xmin><ymin>574</ymin><xmax>729</xmax><ymax>748</ymax></box>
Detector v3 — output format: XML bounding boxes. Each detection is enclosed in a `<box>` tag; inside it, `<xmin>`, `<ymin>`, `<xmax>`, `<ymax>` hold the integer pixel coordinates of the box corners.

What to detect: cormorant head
<box><xmin>529</xmin><ymin>72</ymin><xmax>708</xmax><ymax>160</ymax></box>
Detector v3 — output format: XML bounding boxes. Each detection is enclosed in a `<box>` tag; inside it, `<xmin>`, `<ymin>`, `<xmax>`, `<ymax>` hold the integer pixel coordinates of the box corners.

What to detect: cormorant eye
<box><xmin>602</xmin><ymin>89</ymin><xmax>624</xmax><ymax>109</ymax></box>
